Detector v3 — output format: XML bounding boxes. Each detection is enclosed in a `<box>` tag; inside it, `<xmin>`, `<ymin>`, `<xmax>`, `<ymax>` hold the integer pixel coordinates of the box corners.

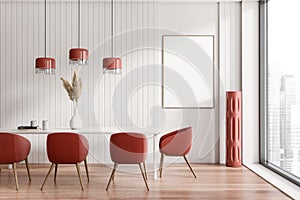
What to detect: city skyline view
<box><xmin>268</xmin><ymin>65</ymin><xmax>300</xmax><ymax>178</ymax></box>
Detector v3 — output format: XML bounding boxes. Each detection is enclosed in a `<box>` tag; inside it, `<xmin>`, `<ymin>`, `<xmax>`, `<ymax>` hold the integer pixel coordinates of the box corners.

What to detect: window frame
<box><xmin>259</xmin><ymin>0</ymin><xmax>300</xmax><ymax>187</ymax></box>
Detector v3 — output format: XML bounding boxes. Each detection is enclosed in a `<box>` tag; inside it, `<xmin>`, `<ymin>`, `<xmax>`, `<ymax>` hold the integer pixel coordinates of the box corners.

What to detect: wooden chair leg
<box><xmin>183</xmin><ymin>155</ymin><xmax>197</xmax><ymax>178</ymax></box>
<box><xmin>106</xmin><ymin>163</ymin><xmax>117</xmax><ymax>191</ymax></box>
<box><xmin>138</xmin><ymin>163</ymin><xmax>149</xmax><ymax>191</ymax></box>
<box><xmin>40</xmin><ymin>163</ymin><xmax>55</xmax><ymax>190</ymax></box>
<box><xmin>54</xmin><ymin>164</ymin><xmax>58</xmax><ymax>182</ymax></box>
<box><xmin>112</xmin><ymin>172</ymin><xmax>115</xmax><ymax>182</ymax></box>
<box><xmin>25</xmin><ymin>157</ymin><xmax>31</xmax><ymax>182</ymax></box>
<box><xmin>84</xmin><ymin>159</ymin><xmax>90</xmax><ymax>182</ymax></box>
<box><xmin>12</xmin><ymin>163</ymin><xmax>19</xmax><ymax>190</ymax></box>
<box><xmin>143</xmin><ymin>162</ymin><xmax>148</xmax><ymax>181</ymax></box>
<box><xmin>75</xmin><ymin>163</ymin><xmax>84</xmax><ymax>190</ymax></box>
<box><xmin>159</xmin><ymin>153</ymin><xmax>165</xmax><ymax>178</ymax></box>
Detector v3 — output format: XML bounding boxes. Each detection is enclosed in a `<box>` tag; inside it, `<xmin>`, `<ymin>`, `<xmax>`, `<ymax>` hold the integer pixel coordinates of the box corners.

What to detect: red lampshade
<box><xmin>69</xmin><ymin>48</ymin><xmax>89</xmax><ymax>65</ymax></box>
<box><xmin>103</xmin><ymin>57</ymin><xmax>122</xmax><ymax>74</ymax></box>
<box><xmin>35</xmin><ymin>57</ymin><xmax>56</xmax><ymax>74</ymax></box>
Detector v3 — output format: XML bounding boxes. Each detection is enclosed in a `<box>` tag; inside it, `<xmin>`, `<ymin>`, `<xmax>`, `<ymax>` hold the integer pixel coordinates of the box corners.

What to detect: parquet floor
<box><xmin>0</xmin><ymin>163</ymin><xmax>290</xmax><ymax>199</ymax></box>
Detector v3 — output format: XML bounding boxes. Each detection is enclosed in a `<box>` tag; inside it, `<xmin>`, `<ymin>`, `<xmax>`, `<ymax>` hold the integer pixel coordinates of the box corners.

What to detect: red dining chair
<box><xmin>106</xmin><ymin>132</ymin><xmax>149</xmax><ymax>191</ymax></box>
<box><xmin>0</xmin><ymin>132</ymin><xmax>31</xmax><ymax>190</ymax></box>
<box><xmin>159</xmin><ymin>127</ymin><xmax>196</xmax><ymax>178</ymax></box>
<box><xmin>40</xmin><ymin>132</ymin><xmax>89</xmax><ymax>190</ymax></box>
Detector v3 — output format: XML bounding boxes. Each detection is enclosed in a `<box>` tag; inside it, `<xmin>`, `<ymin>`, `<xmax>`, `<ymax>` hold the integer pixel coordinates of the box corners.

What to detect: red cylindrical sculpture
<box><xmin>226</xmin><ymin>91</ymin><xmax>242</xmax><ymax>167</ymax></box>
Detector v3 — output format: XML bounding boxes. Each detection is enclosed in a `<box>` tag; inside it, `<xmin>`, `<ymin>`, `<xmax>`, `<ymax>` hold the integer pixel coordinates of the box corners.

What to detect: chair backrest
<box><xmin>0</xmin><ymin>132</ymin><xmax>31</xmax><ymax>164</ymax></box>
<box><xmin>47</xmin><ymin>132</ymin><xmax>89</xmax><ymax>164</ymax></box>
<box><xmin>110</xmin><ymin>133</ymin><xmax>148</xmax><ymax>164</ymax></box>
<box><xmin>159</xmin><ymin>127</ymin><xmax>192</xmax><ymax>156</ymax></box>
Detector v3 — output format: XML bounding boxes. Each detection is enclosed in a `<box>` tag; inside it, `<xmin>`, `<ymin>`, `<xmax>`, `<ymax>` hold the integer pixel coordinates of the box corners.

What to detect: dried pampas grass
<box><xmin>61</xmin><ymin>70</ymin><xmax>82</xmax><ymax>102</ymax></box>
<box><xmin>72</xmin><ymin>70</ymin><xmax>82</xmax><ymax>102</ymax></box>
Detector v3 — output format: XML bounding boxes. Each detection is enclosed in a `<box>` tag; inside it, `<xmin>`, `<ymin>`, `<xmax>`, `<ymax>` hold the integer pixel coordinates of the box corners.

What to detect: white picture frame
<box><xmin>162</xmin><ymin>35</ymin><xmax>215</xmax><ymax>108</ymax></box>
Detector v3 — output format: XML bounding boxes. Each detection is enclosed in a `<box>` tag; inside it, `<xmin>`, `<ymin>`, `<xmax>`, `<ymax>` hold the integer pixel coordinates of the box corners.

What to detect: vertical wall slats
<box><xmin>0</xmin><ymin>1</ymin><xmax>158</xmax><ymax>163</ymax></box>
<box><xmin>27</xmin><ymin>2</ymin><xmax>33</xmax><ymax>130</ymax></box>
<box><xmin>12</xmin><ymin>3</ymin><xmax>17</xmax><ymax>127</ymax></box>
<box><xmin>6</xmin><ymin>3</ymin><xmax>11</xmax><ymax>128</ymax></box>
<box><xmin>63</xmin><ymin>2</ymin><xmax>69</xmax><ymax>127</ymax></box>
<box><xmin>16</xmin><ymin>2</ymin><xmax>21</xmax><ymax>126</ymax></box>
<box><xmin>0</xmin><ymin>1</ymin><xmax>236</xmax><ymax>164</ymax></box>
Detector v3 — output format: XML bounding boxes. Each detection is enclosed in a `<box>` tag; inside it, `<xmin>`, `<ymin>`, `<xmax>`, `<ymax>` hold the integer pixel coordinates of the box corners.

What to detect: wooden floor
<box><xmin>0</xmin><ymin>163</ymin><xmax>290</xmax><ymax>199</ymax></box>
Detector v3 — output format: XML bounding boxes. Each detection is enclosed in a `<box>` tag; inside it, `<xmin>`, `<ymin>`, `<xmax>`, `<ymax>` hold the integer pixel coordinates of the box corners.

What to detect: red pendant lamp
<box><xmin>103</xmin><ymin>0</ymin><xmax>122</xmax><ymax>74</ymax></box>
<box><xmin>69</xmin><ymin>0</ymin><xmax>88</xmax><ymax>65</ymax></box>
<box><xmin>35</xmin><ymin>0</ymin><xmax>56</xmax><ymax>74</ymax></box>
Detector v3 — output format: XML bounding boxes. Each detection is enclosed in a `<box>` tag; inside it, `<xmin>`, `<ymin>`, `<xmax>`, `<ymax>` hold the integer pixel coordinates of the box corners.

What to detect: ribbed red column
<box><xmin>226</xmin><ymin>91</ymin><xmax>242</xmax><ymax>167</ymax></box>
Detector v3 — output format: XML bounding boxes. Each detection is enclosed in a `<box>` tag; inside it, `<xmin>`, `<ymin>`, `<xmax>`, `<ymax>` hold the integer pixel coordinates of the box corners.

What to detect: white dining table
<box><xmin>0</xmin><ymin>128</ymin><xmax>161</xmax><ymax>179</ymax></box>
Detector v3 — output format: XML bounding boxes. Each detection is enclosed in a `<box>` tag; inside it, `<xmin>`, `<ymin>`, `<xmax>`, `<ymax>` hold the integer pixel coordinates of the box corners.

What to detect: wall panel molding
<box><xmin>242</xmin><ymin>1</ymin><xmax>259</xmax><ymax>164</ymax></box>
<box><xmin>218</xmin><ymin>2</ymin><xmax>242</xmax><ymax>164</ymax></box>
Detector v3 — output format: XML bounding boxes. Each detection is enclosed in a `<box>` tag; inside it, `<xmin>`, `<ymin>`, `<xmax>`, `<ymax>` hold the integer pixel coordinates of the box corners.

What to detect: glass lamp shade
<box><xmin>103</xmin><ymin>57</ymin><xmax>122</xmax><ymax>74</ymax></box>
<box><xmin>35</xmin><ymin>57</ymin><xmax>56</xmax><ymax>74</ymax></box>
<box><xmin>69</xmin><ymin>48</ymin><xmax>89</xmax><ymax>65</ymax></box>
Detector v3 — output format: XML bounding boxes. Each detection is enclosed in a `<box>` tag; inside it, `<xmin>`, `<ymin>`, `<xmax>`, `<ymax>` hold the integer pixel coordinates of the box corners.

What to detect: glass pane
<box><xmin>267</xmin><ymin>0</ymin><xmax>300</xmax><ymax>178</ymax></box>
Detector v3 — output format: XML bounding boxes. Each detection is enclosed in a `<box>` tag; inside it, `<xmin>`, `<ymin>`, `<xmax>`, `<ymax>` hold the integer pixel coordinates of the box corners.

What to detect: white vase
<box><xmin>70</xmin><ymin>101</ymin><xmax>83</xmax><ymax>130</ymax></box>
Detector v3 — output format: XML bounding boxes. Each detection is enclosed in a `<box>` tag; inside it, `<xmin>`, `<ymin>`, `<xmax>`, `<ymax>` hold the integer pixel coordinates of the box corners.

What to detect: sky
<box><xmin>268</xmin><ymin>0</ymin><xmax>300</xmax><ymax>75</ymax></box>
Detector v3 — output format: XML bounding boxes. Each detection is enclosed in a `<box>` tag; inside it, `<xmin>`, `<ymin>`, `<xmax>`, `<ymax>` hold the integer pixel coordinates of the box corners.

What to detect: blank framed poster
<box><xmin>162</xmin><ymin>35</ymin><xmax>214</xmax><ymax>108</ymax></box>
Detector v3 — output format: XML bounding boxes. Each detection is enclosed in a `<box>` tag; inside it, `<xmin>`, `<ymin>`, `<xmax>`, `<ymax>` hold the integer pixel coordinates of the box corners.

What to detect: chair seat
<box><xmin>159</xmin><ymin>127</ymin><xmax>192</xmax><ymax>156</ymax></box>
<box><xmin>40</xmin><ymin>132</ymin><xmax>90</xmax><ymax>191</ymax></box>
<box><xmin>110</xmin><ymin>132</ymin><xmax>147</xmax><ymax>164</ymax></box>
<box><xmin>0</xmin><ymin>132</ymin><xmax>31</xmax><ymax>164</ymax></box>
<box><xmin>159</xmin><ymin>127</ymin><xmax>197</xmax><ymax>178</ymax></box>
<box><xmin>0</xmin><ymin>132</ymin><xmax>31</xmax><ymax>190</ymax></box>
<box><xmin>106</xmin><ymin>132</ymin><xmax>149</xmax><ymax>191</ymax></box>
<box><xmin>47</xmin><ymin>132</ymin><xmax>89</xmax><ymax>164</ymax></box>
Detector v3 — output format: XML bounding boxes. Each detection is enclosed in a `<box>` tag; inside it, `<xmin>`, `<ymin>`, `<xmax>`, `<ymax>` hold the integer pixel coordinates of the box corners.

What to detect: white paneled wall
<box><xmin>157</xmin><ymin>2</ymin><xmax>220</xmax><ymax>164</ymax></box>
<box><xmin>0</xmin><ymin>1</ymin><xmax>158</xmax><ymax>130</ymax></box>
<box><xmin>0</xmin><ymin>1</ymin><xmax>245</xmax><ymax>164</ymax></box>
<box><xmin>242</xmin><ymin>1</ymin><xmax>259</xmax><ymax>164</ymax></box>
<box><xmin>0</xmin><ymin>0</ymin><xmax>159</xmax><ymax>163</ymax></box>
<box><xmin>219</xmin><ymin>2</ymin><xmax>242</xmax><ymax>163</ymax></box>
<box><xmin>219</xmin><ymin>2</ymin><xmax>241</xmax><ymax>90</ymax></box>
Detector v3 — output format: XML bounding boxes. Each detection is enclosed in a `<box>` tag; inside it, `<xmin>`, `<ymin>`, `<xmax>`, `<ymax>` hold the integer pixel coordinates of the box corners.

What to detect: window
<box><xmin>260</xmin><ymin>0</ymin><xmax>300</xmax><ymax>185</ymax></box>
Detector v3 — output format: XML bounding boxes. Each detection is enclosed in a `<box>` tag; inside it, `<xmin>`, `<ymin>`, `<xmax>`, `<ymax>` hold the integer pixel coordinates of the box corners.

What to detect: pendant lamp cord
<box><xmin>45</xmin><ymin>0</ymin><xmax>47</xmax><ymax>57</ymax></box>
<box><xmin>78</xmin><ymin>0</ymin><xmax>80</xmax><ymax>48</ymax></box>
<box><xmin>111</xmin><ymin>0</ymin><xmax>114</xmax><ymax>57</ymax></box>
